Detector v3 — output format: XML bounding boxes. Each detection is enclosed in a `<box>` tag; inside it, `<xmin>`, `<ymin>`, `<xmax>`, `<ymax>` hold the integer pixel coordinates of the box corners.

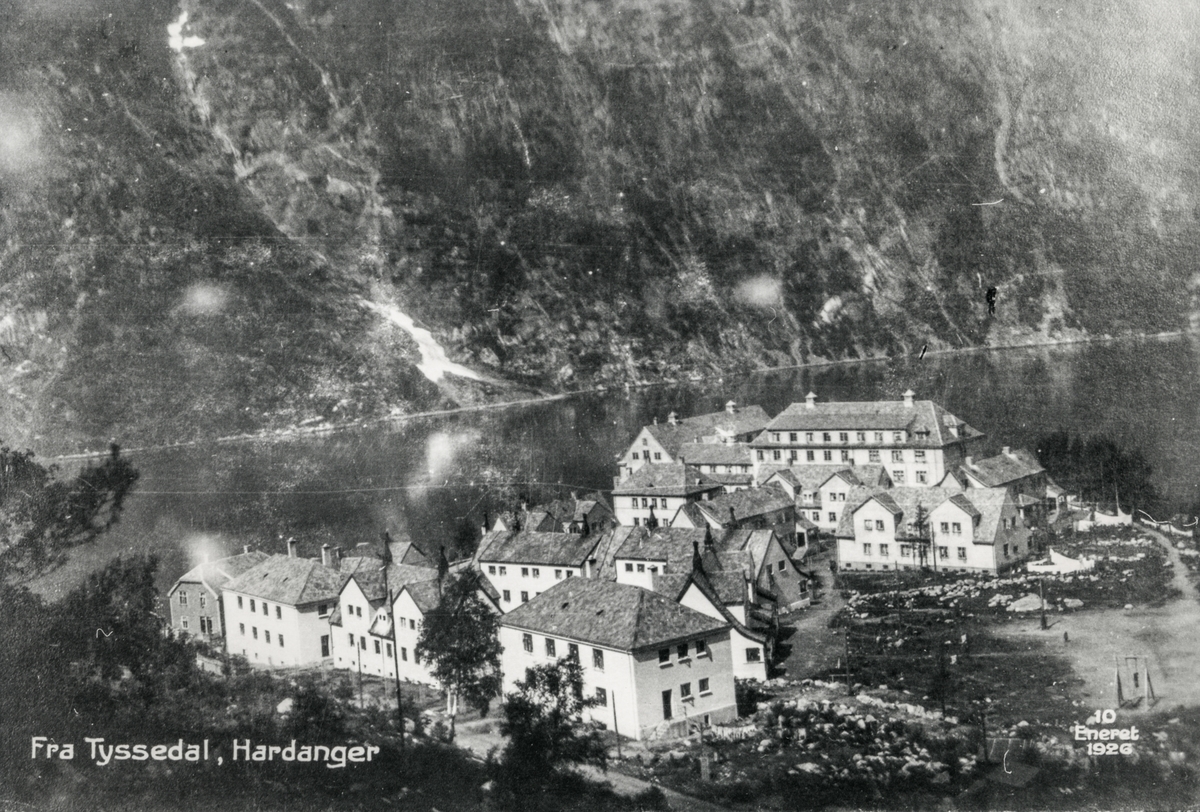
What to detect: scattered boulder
<box><xmin>275</xmin><ymin>698</ymin><xmax>294</xmax><ymax>715</ymax></box>
<box><xmin>1006</xmin><ymin>593</ymin><xmax>1043</xmax><ymax>612</ymax></box>
<box><xmin>1064</xmin><ymin>598</ymin><xmax>1084</xmax><ymax>609</ymax></box>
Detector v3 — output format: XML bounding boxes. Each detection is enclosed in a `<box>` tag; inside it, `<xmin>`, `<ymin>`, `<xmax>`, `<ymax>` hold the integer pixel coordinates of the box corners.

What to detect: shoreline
<box><xmin>50</xmin><ymin>327</ymin><xmax>1197</xmax><ymax>463</ymax></box>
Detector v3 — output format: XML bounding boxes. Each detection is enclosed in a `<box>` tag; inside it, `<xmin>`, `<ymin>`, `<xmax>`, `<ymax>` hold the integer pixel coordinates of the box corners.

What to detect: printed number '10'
<box><xmin>1086</xmin><ymin>709</ymin><xmax>1118</xmax><ymax>724</ymax></box>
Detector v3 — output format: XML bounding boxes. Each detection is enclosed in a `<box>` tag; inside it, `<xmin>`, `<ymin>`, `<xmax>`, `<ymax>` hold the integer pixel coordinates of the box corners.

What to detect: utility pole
<box><xmin>388</xmin><ymin>586</ymin><xmax>405</xmax><ymax>753</ymax></box>
<box><xmin>844</xmin><ymin>626</ymin><xmax>852</xmax><ymax>696</ymax></box>
<box><xmin>357</xmin><ymin>641</ymin><xmax>364</xmax><ymax>708</ymax></box>
<box><xmin>612</xmin><ymin>691</ymin><xmax>622</xmax><ymax>759</ymax></box>
<box><xmin>1039</xmin><ymin>577</ymin><xmax>1048</xmax><ymax>630</ymax></box>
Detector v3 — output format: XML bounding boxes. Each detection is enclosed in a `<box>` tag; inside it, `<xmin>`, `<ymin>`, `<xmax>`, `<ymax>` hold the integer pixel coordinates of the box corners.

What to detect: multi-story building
<box><xmin>498</xmin><ymin>578</ymin><xmax>738</xmax><ymax>740</ymax></box>
<box><xmin>749</xmin><ymin>391</ymin><xmax>984</xmax><ymax>486</ymax></box>
<box><xmin>835</xmin><ymin>486</ymin><xmax>1031</xmax><ymax>574</ymax></box>
<box><xmin>612</xmin><ymin>463</ymin><xmax>723</xmax><ymax>527</ymax></box>
<box><xmin>167</xmin><ymin>548</ymin><xmax>268</xmax><ymax>641</ymax></box>
<box><xmin>616</xmin><ymin>402</ymin><xmax>770</xmax><ymax>481</ymax></box>
<box><xmin>330</xmin><ymin>560</ymin><xmax>438</xmax><ymax>678</ymax></box>
<box><xmin>222</xmin><ymin>541</ymin><xmax>345</xmax><ymax>668</ymax></box>
<box><xmin>676</xmin><ymin>442</ymin><xmax>755</xmax><ymax>491</ymax></box>
<box><xmin>473</xmin><ymin>529</ymin><xmax>603</xmax><ymax>611</ymax></box>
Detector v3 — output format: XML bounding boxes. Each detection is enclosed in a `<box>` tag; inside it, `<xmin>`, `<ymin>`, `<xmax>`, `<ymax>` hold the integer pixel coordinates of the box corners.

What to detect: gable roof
<box><xmin>954</xmin><ymin>488</ymin><xmax>1013</xmax><ymax>545</ymax></box>
<box><xmin>615</xmin><ymin>526</ymin><xmax>718</xmax><ymax>569</ymax></box>
<box><xmin>640</xmin><ymin>406</ymin><xmax>771</xmax><ymax>458</ymax></box>
<box><xmin>688</xmin><ymin>483</ymin><xmax>794</xmax><ymax>526</ymax></box>
<box><xmin>835</xmin><ymin>486</ymin><xmax>964</xmax><ymax>538</ymax></box>
<box><xmin>500</xmin><ymin>578</ymin><xmax>728</xmax><ymax>651</ymax></box>
<box><xmin>589</xmin><ymin>525</ymin><xmax>642</xmax><ymax>581</ymax></box>
<box><xmin>171</xmin><ymin>550</ymin><xmax>270</xmax><ymax>594</ymax></box>
<box><xmin>473</xmin><ymin>529</ymin><xmax>601</xmax><ymax>568</ymax></box>
<box><xmin>612</xmin><ymin>463</ymin><xmax>723</xmax><ymax>496</ymax></box>
<box><xmin>752</xmin><ymin>398</ymin><xmax>982</xmax><ymax>448</ymax></box>
<box><xmin>962</xmin><ymin>449</ymin><xmax>1045</xmax><ymax>488</ymax></box>
<box><xmin>225</xmin><ymin>554</ymin><xmax>347</xmax><ymax>607</ymax></box>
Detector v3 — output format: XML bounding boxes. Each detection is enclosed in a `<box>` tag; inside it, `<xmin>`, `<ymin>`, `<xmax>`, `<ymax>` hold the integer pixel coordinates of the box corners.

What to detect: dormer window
<box><xmin>893</xmin><ymin>432</ymin><xmax>904</xmax><ymax>443</ymax></box>
<box><xmin>822</xmin><ymin>432</ymin><xmax>831</xmax><ymax>442</ymax></box>
<box><xmin>772</xmin><ymin>432</ymin><xmax>781</xmax><ymax>442</ymax></box>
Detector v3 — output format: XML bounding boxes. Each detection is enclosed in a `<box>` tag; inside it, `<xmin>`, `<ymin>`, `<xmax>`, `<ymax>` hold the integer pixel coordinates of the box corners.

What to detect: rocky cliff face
<box><xmin>1</xmin><ymin>0</ymin><xmax>1197</xmax><ymax>447</ymax></box>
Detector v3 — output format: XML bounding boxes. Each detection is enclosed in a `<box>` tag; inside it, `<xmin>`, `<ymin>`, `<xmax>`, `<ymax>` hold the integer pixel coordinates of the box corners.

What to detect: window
<box><xmin>596</xmin><ymin>687</ymin><xmax>608</xmax><ymax>706</ymax></box>
<box><xmin>250</xmin><ymin>599</ymin><xmax>256</xmax><ymax>613</ymax></box>
<box><xmin>633</xmin><ymin>518</ymin><xmax>640</xmax><ymax>527</ymax></box>
<box><xmin>410</xmin><ymin>619</ymin><xmax>416</xmax><ymax>630</ymax></box>
<box><xmin>839</xmin><ymin>432</ymin><xmax>849</xmax><ymax>443</ymax></box>
<box><xmin>318</xmin><ymin>603</ymin><xmax>329</xmax><ymax>617</ymax></box>
<box><xmin>880</xmin><ymin>544</ymin><xmax>890</xmax><ymax>557</ymax></box>
<box><xmin>757</xmin><ymin>451</ymin><xmax>764</xmax><ymax>461</ymax></box>
<box><xmin>875</xmin><ymin>432</ymin><xmax>884</xmax><ymax>443</ymax></box>
<box><xmin>746</xmin><ymin>647</ymin><xmax>762</xmax><ymax>663</ymax></box>
<box><xmin>624</xmin><ymin>563</ymin><xmax>633</xmax><ymax>572</ymax></box>
<box><xmin>863</xmin><ymin>544</ymin><xmax>872</xmax><ymax>556</ymax></box>
<box><xmin>631</xmin><ymin>451</ymin><xmax>639</xmax><ymax>460</ymax></box>
<box><xmin>958</xmin><ymin>547</ymin><xmax>967</xmax><ymax>561</ymax></box>
<box><xmin>239</xmin><ymin>623</ymin><xmax>245</xmax><ymax>635</ymax></box>
<box><xmin>696</xmin><ymin>639</ymin><xmax>707</xmax><ymax>657</ymax></box>
<box><xmin>566</xmin><ymin>571</ymin><xmax>574</xmax><ymax>578</ymax></box>
<box><xmin>822</xmin><ymin>432</ymin><xmax>832</xmax><ymax>443</ymax></box>
<box><xmin>264</xmin><ymin>630</ymin><xmax>271</xmax><ymax>644</ymax></box>
<box><xmin>555</xmin><ymin>569</ymin><xmax>562</xmax><ymax>579</ymax></box>
<box><xmin>544</xmin><ymin>638</ymin><xmax>556</xmax><ymax>657</ymax></box>
<box><xmin>252</xmin><ymin>627</ymin><xmax>258</xmax><ymax>640</ymax></box>
<box><xmin>812</xmin><ymin>511</ymin><xmax>820</xmax><ymax>521</ymax></box>
<box><xmin>637</xmin><ymin>563</ymin><xmax>645</xmax><ymax>573</ymax></box>
<box><xmin>916</xmin><ymin>471</ymin><xmax>927</xmax><ymax>484</ymax></box>
<box><xmin>659</xmin><ymin>649</ymin><xmax>670</xmax><ymax>664</ymax></box>
<box><xmin>237</xmin><ymin>596</ymin><xmax>243</xmax><ymax>609</ymax></box>
<box><xmin>900</xmin><ymin>545</ymin><xmax>910</xmax><ymax>557</ymax></box>
<box><xmin>940</xmin><ymin>522</ymin><xmax>949</xmax><ymax>533</ymax></box>
<box><xmin>360</xmin><ymin>637</ymin><xmax>367</xmax><ymax>650</ymax></box>
<box><xmin>875</xmin><ymin>520</ymin><xmax>885</xmax><ymax>531</ymax></box>
<box><xmin>765</xmin><ymin>563</ymin><xmax>772</xmax><ymax>574</ymax></box>
<box><xmin>892</xmin><ymin>470</ymin><xmax>905</xmax><ymax>484</ymax></box>
<box><xmin>952</xmin><ymin>522</ymin><xmax>962</xmax><ymax>534</ymax></box>
<box><xmin>386</xmin><ymin>643</ymin><xmax>392</xmax><ymax>658</ymax></box>
<box><xmin>649</xmin><ymin>565</ymin><xmax>658</xmax><ymax>574</ymax></box>
<box><xmin>790</xmin><ymin>450</ymin><xmax>798</xmax><ymax>461</ymax></box>
<box><xmin>642</xmin><ymin>438</ymin><xmax>648</xmax><ymax>445</ymax></box>
<box><xmin>522</xmin><ymin>634</ymin><xmax>533</xmax><ymax>653</ymax></box>
<box><xmin>856</xmin><ymin>432</ymin><xmax>866</xmax><ymax>443</ymax></box>
<box><xmin>263</xmin><ymin>603</ymin><xmax>269</xmax><ymax>616</ymax></box>
<box><xmin>1003</xmin><ymin>543</ymin><xmax>1010</xmax><ymax>557</ymax></box>
<box><xmin>593</xmin><ymin>648</ymin><xmax>605</xmax><ymax>670</ymax></box>
<box><xmin>488</xmin><ymin>565</ymin><xmax>496</xmax><ymax>575</ymax></box>
<box><xmin>938</xmin><ymin>546</ymin><xmax>949</xmax><ymax>559</ymax></box>
<box><xmin>868</xmin><ymin>450</ymin><xmax>880</xmax><ymax>463</ymax></box>
<box><xmin>789</xmin><ymin>432</ymin><xmax>798</xmax><ymax>442</ymax></box>
<box><xmin>892</xmin><ymin>450</ymin><xmax>904</xmax><ymax>462</ymax></box>
<box><xmin>806</xmin><ymin>450</ymin><xmax>815</xmax><ymax>461</ymax></box>
<box><xmin>521</xmin><ymin>567</ymin><xmax>529</xmax><ymax>577</ymax></box>
<box><xmin>773</xmin><ymin>450</ymin><xmax>782</xmax><ymax>461</ymax></box>
<box><xmin>502</xmin><ymin>590</ymin><xmax>511</xmax><ymax>603</ymax></box>
<box><xmin>199</xmin><ymin>594</ymin><xmax>206</xmax><ymax>609</ymax></box>
<box><xmin>863</xmin><ymin>519</ymin><xmax>873</xmax><ymax>530</ymax></box>
<box><xmin>179</xmin><ymin>592</ymin><xmax>188</xmax><ymax>606</ymax></box>
<box><xmin>893</xmin><ymin>432</ymin><xmax>903</xmax><ymax>443</ymax></box>
<box><xmin>275</xmin><ymin>606</ymin><xmax>281</xmax><ymax>619</ymax></box>
<box><xmin>828</xmin><ymin>512</ymin><xmax>836</xmax><ymax>523</ymax></box>
<box><xmin>568</xmin><ymin>643</ymin><xmax>579</xmax><ymax>661</ymax></box>
<box><xmin>279</xmin><ymin>635</ymin><xmax>285</xmax><ymax>648</ymax></box>
<box><xmin>806</xmin><ymin>432</ymin><xmax>814</xmax><ymax>443</ymax></box>
<box><xmin>772</xmin><ymin>432</ymin><xmax>781</xmax><ymax>442</ymax></box>
<box><xmin>374</xmin><ymin>640</ymin><xmax>381</xmax><ymax>654</ymax></box>
<box><xmin>402</xmin><ymin>648</ymin><xmax>408</xmax><ymax>661</ymax></box>
<box><xmin>680</xmin><ymin>682</ymin><xmax>692</xmax><ymax>699</ymax></box>
<box><xmin>641</xmin><ymin>498</ymin><xmax>649</xmax><ymax>508</ymax></box>
<box><xmin>914</xmin><ymin>450</ymin><xmax>926</xmax><ymax>461</ymax></box>
<box><xmin>532</xmin><ymin>568</ymin><xmax>540</xmax><ymax>578</ymax></box>
<box><xmin>498</xmin><ymin>566</ymin><xmax>507</xmax><ymax>576</ymax></box>
<box><xmin>653</xmin><ymin>452</ymin><xmax>662</xmax><ymax>461</ymax></box>
<box><xmin>521</xmin><ymin>591</ymin><xmax>529</xmax><ymax>603</ymax></box>
<box><xmin>699</xmin><ymin>678</ymin><xmax>711</xmax><ymax>694</ymax></box>
<box><xmin>677</xmin><ymin>643</ymin><xmax>689</xmax><ymax>659</ymax></box>
<box><xmin>181</xmin><ymin>618</ymin><xmax>189</xmax><ymax>630</ymax></box>
<box><xmin>841</xmin><ymin>450</ymin><xmax>851</xmax><ymax>462</ymax></box>
<box><xmin>823</xmin><ymin>450</ymin><xmax>833</xmax><ymax>461</ymax></box>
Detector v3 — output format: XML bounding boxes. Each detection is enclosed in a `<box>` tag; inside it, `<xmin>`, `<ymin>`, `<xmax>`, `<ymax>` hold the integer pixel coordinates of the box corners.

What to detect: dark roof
<box><xmin>963</xmin><ymin>449</ymin><xmax>1045</xmax><ymax>487</ymax></box>
<box><xmin>651</xmin><ymin>570</ymin><xmax>769</xmax><ymax>641</ymax></box>
<box><xmin>677</xmin><ymin>442</ymin><xmax>755</xmax><ymax>467</ymax></box>
<box><xmin>612</xmin><ymin>463</ymin><xmax>723</xmax><ymax>496</ymax></box>
<box><xmin>834</xmin><ymin>486</ymin><xmax>963</xmax><ymax>538</ymax></box>
<box><xmin>474</xmin><ymin>529</ymin><xmax>601</xmax><ymax>567</ymax></box>
<box><xmin>501</xmin><ymin>578</ymin><xmax>728</xmax><ymax>651</ymax></box>
<box><xmin>171</xmin><ymin>551</ymin><xmax>270</xmax><ymax>594</ymax></box>
<box><xmin>752</xmin><ymin>398</ymin><xmax>982</xmax><ymax>448</ymax></box>
<box><xmin>615</xmin><ymin>526</ymin><xmax>718</xmax><ymax>569</ymax></box>
<box><xmin>403</xmin><ymin>580</ymin><xmax>445</xmax><ymax>614</ymax></box>
<box><xmin>225</xmin><ymin>554</ymin><xmax>347</xmax><ymax>607</ymax></box>
<box><xmin>589</xmin><ymin>525</ymin><xmax>642</xmax><ymax>581</ymax></box>
<box><xmin>688</xmin><ymin>483</ymin><xmax>794</xmax><ymax>525</ymax></box>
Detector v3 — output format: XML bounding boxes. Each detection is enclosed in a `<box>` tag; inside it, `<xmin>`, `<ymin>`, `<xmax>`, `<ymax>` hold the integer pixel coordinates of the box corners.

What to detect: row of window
<box><xmin>658</xmin><ymin>639</ymin><xmax>708</xmax><ymax>664</ymax></box>
<box><xmin>177</xmin><ymin>590</ymin><xmax>206</xmax><ymax>609</ymax></box>
<box><xmin>521</xmin><ymin>634</ymin><xmax>606</xmax><ymax>670</ymax></box>
<box><xmin>347</xmin><ymin>632</ymin><xmax>399</xmax><ymax>661</ymax></box>
<box><xmin>862</xmin><ymin>519</ymin><xmax>964</xmax><ymax>534</ymax></box>
<box><xmin>768</xmin><ymin>431</ymin><xmax>909</xmax><ymax>445</ymax></box>
<box><xmin>630</xmin><ymin>497</ymin><xmax>674</xmax><ymax>510</ymax></box>
<box><xmin>858</xmin><ymin>542</ymin><xmax>1019</xmax><ymax>560</ymax></box>
<box><xmin>239</xmin><ymin>623</ymin><xmax>286</xmax><ymax>647</ymax></box>
<box><xmin>180</xmin><ymin>616</ymin><xmax>214</xmax><ymax>634</ymax></box>
<box><xmin>502</xmin><ymin>589</ymin><xmax>540</xmax><ymax>603</ymax></box>
<box><xmin>757</xmin><ymin>448</ymin><xmax>929</xmax><ymax>468</ymax></box>
<box><xmin>679</xmin><ymin>678</ymin><xmax>712</xmax><ymax>699</ymax></box>
<box><xmin>485</xmin><ymin>564</ymin><xmax>578</xmax><ymax>580</ymax></box>
<box><xmin>631</xmin><ymin>517</ymin><xmax>670</xmax><ymax>527</ymax></box>
<box><xmin>630</xmin><ymin>450</ymin><xmax>663</xmax><ymax>462</ymax></box>
<box><xmin>236</xmin><ymin>595</ymin><xmax>283</xmax><ymax>620</ymax></box>
<box><xmin>623</xmin><ymin>561</ymin><xmax>660</xmax><ymax>575</ymax></box>
<box><xmin>699</xmin><ymin>464</ymin><xmax>751</xmax><ymax>474</ymax></box>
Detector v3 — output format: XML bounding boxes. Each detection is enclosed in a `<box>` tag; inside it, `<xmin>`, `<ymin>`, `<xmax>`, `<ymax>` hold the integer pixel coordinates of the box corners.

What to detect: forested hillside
<box><xmin>1</xmin><ymin>0</ymin><xmax>1197</xmax><ymax>448</ymax></box>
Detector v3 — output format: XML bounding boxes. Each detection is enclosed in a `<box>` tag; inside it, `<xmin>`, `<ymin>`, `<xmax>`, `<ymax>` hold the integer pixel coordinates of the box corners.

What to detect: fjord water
<box><xmin>31</xmin><ymin>334</ymin><xmax>1200</xmax><ymax>599</ymax></box>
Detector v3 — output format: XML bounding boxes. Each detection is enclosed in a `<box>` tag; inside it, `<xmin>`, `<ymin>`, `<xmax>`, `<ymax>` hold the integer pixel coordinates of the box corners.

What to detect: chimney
<box><xmin>582</xmin><ymin>513</ymin><xmax>591</xmax><ymax>536</ymax></box>
<box><xmin>725</xmin><ymin>400</ymin><xmax>738</xmax><ymax>415</ymax></box>
<box><xmin>805</xmin><ymin>392</ymin><xmax>817</xmax><ymax>409</ymax></box>
<box><xmin>653</xmin><ymin>415</ymin><xmax>658</xmax><ymax>425</ymax></box>
<box><xmin>745</xmin><ymin>571</ymin><xmax>754</xmax><ymax>607</ymax></box>
<box><xmin>667</xmin><ymin>411</ymin><xmax>678</xmax><ymax>426</ymax></box>
<box><xmin>243</xmin><ymin>545</ymin><xmax>250</xmax><ymax>555</ymax></box>
<box><xmin>1002</xmin><ymin>446</ymin><xmax>1012</xmax><ymax>456</ymax></box>
<box><xmin>321</xmin><ymin>544</ymin><xmax>332</xmax><ymax>567</ymax></box>
<box><xmin>965</xmin><ymin>455</ymin><xmax>975</xmax><ymax>470</ymax></box>
<box><xmin>331</xmin><ymin>546</ymin><xmax>342</xmax><ymax>568</ymax></box>
<box><xmin>902</xmin><ymin>389</ymin><xmax>915</xmax><ymax>407</ymax></box>
<box><xmin>728</xmin><ymin>505</ymin><xmax>737</xmax><ymax>526</ymax></box>
<box><xmin>286</xmin><ymin>538</ymin><xmax>297</xmax><ymax>558</ymax></box>
<box><xmin>692</xmin><ymin>541</ymin><xmax>703</xmax><ymax>573</ymax></box>
<box><xmin>703</xmin><ymin>526</ymin><xmax>714</xmax><ymax>549</ymax></box>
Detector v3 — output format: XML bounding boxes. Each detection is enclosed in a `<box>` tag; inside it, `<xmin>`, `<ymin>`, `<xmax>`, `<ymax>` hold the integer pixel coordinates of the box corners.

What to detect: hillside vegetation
<box><xmin>2</xmin><ymin>0</ymin><xmax>1198</xmax><ymax>447</ymax></box>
